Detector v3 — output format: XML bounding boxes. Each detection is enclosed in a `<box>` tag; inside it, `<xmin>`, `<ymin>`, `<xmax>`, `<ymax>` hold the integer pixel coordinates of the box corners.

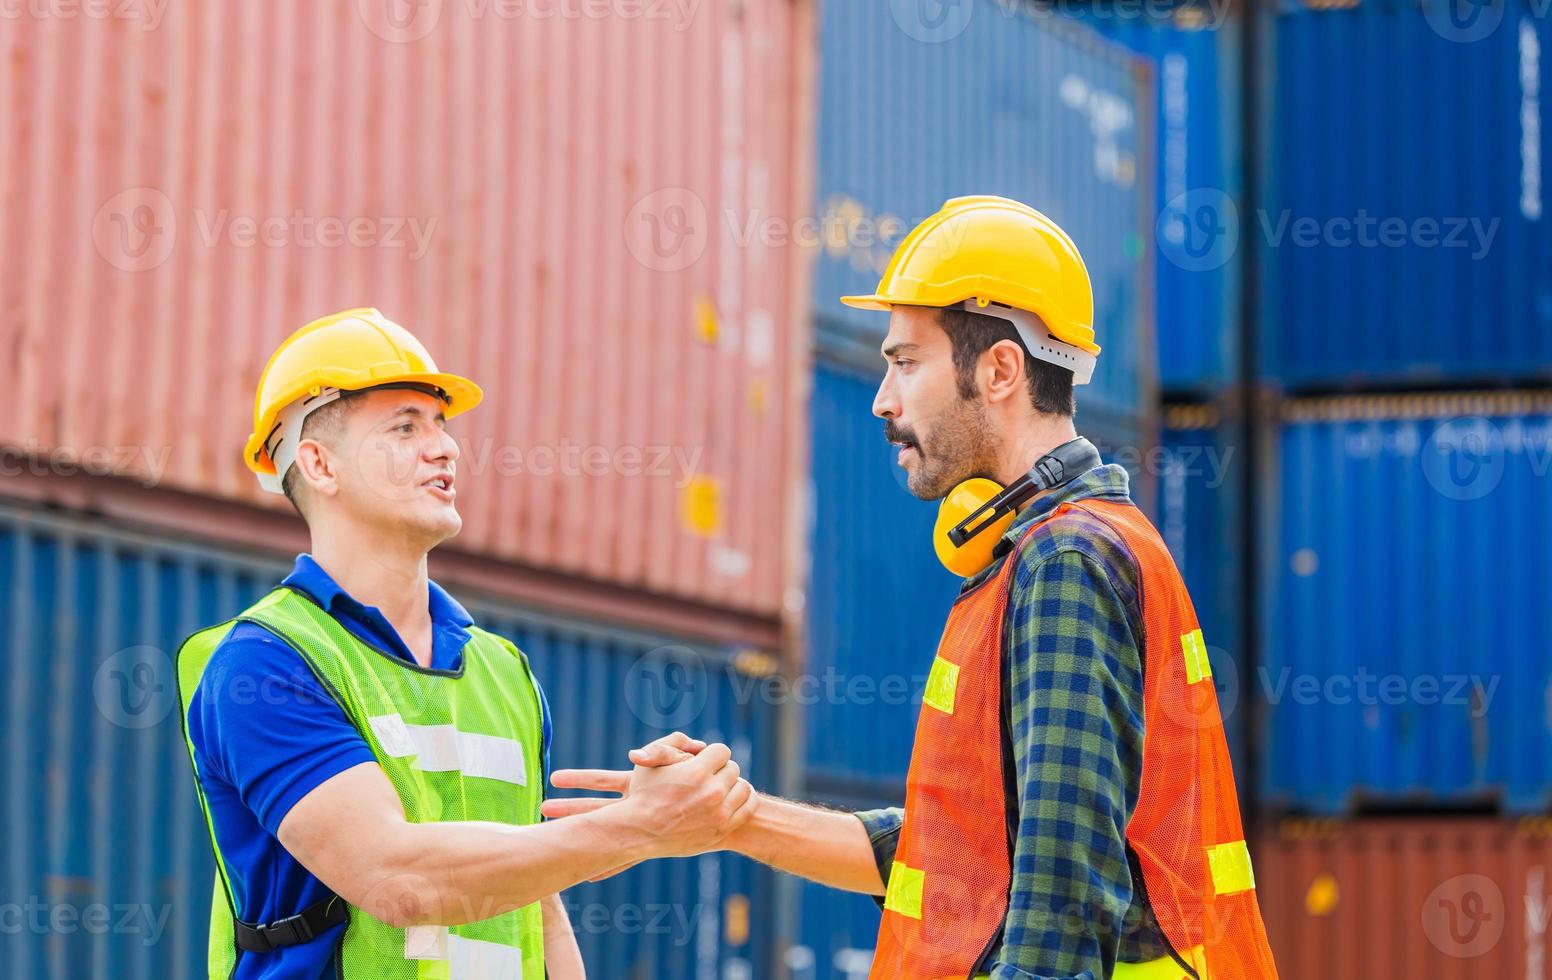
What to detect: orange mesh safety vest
<box><xmin>872</xmin><ymin>499</ymin><xmax>1280</xmax><ymax>980</ymax></box>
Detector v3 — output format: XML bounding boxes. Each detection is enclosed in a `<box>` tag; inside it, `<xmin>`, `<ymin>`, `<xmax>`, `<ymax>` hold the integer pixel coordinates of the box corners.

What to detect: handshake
<box><xmin>541</xmin><ymin>732</ymin><xmax>761</xmax><ymax>867</ymax></box>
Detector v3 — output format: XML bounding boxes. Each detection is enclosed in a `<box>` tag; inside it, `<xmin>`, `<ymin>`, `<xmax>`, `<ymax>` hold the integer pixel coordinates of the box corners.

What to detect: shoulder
<box><xmin>187</xmin><ymin>621</ymin><xmax>343</xmax><ymax>764</ymax></box>
<box><xmin>1010</xmin><ymin>506</ymin><xmax>1140</xmax><ymax>608</ymax></box>
<box><xmin>197</xmin><ymin>619</ymin><xmax>320</xmax><ymax>692</ymax></box>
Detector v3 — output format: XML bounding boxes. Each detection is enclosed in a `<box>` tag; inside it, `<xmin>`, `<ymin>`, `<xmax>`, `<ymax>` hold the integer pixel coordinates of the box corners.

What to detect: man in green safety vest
<box><xmin>176</xmin><ymin>307</ymin><xmax>757</xmax><ymax>979</ymax></box>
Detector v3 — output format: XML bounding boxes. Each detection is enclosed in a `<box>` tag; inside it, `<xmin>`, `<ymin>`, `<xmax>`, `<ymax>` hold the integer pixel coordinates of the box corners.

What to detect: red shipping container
<box><xmin>0</xmin><ymin>1</ymin><xmax>815</xmax><ymax>618</ymax></box>
<box><xmin>1256</xmin><ymin>817</ymin><xmax>1552</xmax><ymax>979</ymax></box>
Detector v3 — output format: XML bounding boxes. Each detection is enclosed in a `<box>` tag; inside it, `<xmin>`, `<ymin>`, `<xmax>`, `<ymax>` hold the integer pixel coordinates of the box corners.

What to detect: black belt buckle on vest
<box><xmin>233</xmin><ymin>895</ymin><xmax>349</xmax><ymax>953</ymax></box>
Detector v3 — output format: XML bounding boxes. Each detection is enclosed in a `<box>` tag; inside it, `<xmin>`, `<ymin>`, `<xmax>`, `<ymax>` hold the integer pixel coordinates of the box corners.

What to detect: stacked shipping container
<box><xmin>1158</xmin><ymin>404</ymin><xmax>1251</xmax><ymax>795</ymax></box>
<box><xmin>0</xmin><ymin>5</ymin><xmax>814</xmax><ymax>977</ymax></box>
<box><xmin>1260</xmin><ymin>1</ymin><xmax>1552</xmax><ymax>389</ymax></box>
<box><xmin>0</xmin><ymin>0</ymin><xmax>811</xmax><ymax>617</ymax></box>
<box><xmin>1242</xmin><ymin>8</ymin><xmax>1552</xmax><ymax>974</ymax></box>
<box><xmin>1250</xmin><ymin>2</ymin><xmax>1552</xmax><ymax>823</ymax></box>
<box><xmin>1260</xmin><ymin>392</ymin><xmax>1552</xmax><ymax>814</ymax></box>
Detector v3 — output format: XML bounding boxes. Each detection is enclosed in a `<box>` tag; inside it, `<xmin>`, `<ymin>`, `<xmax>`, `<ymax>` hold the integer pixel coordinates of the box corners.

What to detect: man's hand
<box><xmin>547</xmin><ymin>732</ymin><xmax>884</xmax><ymax>895</ymax></box>
<box><xmin>547</xmin><ymin>733</ymin><xmax>757</xmax><ymax>859</ymax></box>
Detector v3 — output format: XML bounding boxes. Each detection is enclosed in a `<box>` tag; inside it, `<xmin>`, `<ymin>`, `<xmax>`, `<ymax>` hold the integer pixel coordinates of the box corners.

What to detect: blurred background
<box><xmin>1</xmin><ymin>0</ymin><xmax>1548</xmax><ymax>976</ymax></box>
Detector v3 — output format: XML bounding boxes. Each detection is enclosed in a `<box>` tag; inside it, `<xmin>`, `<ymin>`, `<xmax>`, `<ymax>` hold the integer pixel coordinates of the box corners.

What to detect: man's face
<box><xmin>327</xmin><ymin>388</ymin><xmax>463</xmax><ymax>544</ymax></box>
<box><xmin>872</xmin><ymin>306</ymin><xmax>998</xmax><ymax>500</ymax></box>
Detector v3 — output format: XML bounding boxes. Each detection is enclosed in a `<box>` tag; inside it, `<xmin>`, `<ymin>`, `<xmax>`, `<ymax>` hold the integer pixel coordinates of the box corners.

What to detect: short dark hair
<box><xmin>938</xmin><ymin>306</ymin><xmax>1075</xmax><ymax>416</ymax></box>
<box><xmin>279</xmin><ymin>396</ymin><xmax>359</xmax><ymax>518</ymax></box>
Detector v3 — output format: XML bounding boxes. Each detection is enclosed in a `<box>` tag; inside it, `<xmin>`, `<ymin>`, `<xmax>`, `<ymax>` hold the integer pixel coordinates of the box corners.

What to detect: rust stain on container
<box><xmin>1256</xmin><ymin>818</ymin><xmax>1552</xmax><ymax>978</ymax></box>
<box><xmin>0</xmin><ymin>1</ymin><xmax>810</xmax><ymax>615</ymax></box>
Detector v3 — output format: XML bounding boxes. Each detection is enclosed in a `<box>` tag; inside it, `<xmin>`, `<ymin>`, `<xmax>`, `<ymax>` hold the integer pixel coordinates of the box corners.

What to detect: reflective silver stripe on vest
<box><xmin>405</xmin><ymin>926</ymin><xmax>523</xmax><ymax>980</ymax></box>
<box><xmin>368</xmin><ymin>714</ymin><xmax>527</xmax><ymax>786</ymax></box>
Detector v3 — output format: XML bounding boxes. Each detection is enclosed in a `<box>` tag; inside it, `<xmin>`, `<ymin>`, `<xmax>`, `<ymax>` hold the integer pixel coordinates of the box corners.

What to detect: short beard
<box><xmin>906</xmin><ymin>396</ymin><xmax>999</xmax><ymax>500</ymax></box>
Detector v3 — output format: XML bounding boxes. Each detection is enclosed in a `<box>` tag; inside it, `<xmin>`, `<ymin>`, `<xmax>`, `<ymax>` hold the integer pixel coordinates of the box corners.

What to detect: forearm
<box><xmin>365</xmin><ymin>808</ymin><xmax>657</xmax><ymax>927</ymax></box>
<box><xmin>723</xmin><ymin>796</ymin><xmax>884</xmax><ymax>894</ymax></box>
<box><xmin>541</xmin><ymin>892</ymin><xmax>585</xmax><ymax>978</ymax></box>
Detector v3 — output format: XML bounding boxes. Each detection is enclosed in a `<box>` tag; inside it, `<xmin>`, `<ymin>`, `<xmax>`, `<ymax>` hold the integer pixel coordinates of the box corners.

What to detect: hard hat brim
<box><xmin>243</xmin><ymin>371</ymin><xmax>483</xmax><ymax>477</ymax></box>
<box><xmin>839</xmin><ymin>293</ymin><xmax>893</xmax><ymax>311</ymax></box>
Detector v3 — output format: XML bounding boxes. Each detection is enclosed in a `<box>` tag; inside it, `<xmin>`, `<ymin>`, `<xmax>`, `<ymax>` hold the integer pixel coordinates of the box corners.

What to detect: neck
<box><xmin>995</xmin><ymin>414</ymin><xmax>1081</xmax><ymax>491</ymax></box>
<box><xmin>307</xmin><ymin>517</ymin><xmax>432</xmax><ymax>634</ymax></box>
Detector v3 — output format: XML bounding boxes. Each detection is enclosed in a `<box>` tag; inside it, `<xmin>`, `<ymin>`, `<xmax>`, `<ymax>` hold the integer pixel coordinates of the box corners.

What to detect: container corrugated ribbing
<box><xmin>1159</xmin><ymin>404</ymin><xmax>1250</xmax><ymax>797</ymax></box>
<box><xmin>1262</xmin><ymin>3</ymin><xmax>1552</xmax><ymax>388</ymax></box>
<box><xmin>1255</xmin><ymin>816</ymin><xmax>1552</xmax><ymax>978</ymax></box>
<box><xmin>0</xmin><ymin>1</ymin><xmax>811</xmax><ymax>615</ymax></box>
<box><xmin>1259</xmin><ymin>392</ymin><xmax>1552</xmax><ymax>814</ymax></box>
<box><xmin>1073</xmin><ymin>4</ymin><xmax>1244</xmax><ymax>394</ymax></box>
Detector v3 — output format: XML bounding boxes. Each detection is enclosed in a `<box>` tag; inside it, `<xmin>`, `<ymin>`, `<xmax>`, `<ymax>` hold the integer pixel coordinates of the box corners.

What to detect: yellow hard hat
<box><xmin>841</xmin><ymin>195</ymin><xmax>1099</xmax><ymax>383</ymax></box>
<box><xmin>244</xmin><ymin>307</ymin><xmax>482</xmax><ymax>493</ymax></box>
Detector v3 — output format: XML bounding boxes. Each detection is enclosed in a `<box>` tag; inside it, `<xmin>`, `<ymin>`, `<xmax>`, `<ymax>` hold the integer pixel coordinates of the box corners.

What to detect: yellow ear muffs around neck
<box><xmin>933</xmin><ymin>477</ymin><xmax>1017</xmax><ymax>578</ymax></box>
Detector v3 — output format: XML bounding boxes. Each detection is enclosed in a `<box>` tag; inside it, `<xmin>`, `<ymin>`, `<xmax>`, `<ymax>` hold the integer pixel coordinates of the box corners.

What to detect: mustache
<box><xmin>883</xmin><ymin>421</ymin><xmax>920</xmax><ymax>448</ymax></box>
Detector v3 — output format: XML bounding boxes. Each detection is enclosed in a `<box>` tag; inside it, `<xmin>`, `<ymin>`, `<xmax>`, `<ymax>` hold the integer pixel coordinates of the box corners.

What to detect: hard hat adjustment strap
<box><xmin>258</xmin><ymin>387</ymin><xmax>346</xmax><ymax>495</ymax></box>
<box><xmin>959</xmin><ymin>300</ymin><xmax>1095</xmax><ymax>385</ymax></box>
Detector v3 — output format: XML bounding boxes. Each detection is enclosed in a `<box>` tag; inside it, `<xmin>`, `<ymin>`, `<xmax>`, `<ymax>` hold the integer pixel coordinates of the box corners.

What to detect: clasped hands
<box><xmin>542</xmin><ymin>733</ymin><xmax>758</xmax><ymax>872</ymax></box>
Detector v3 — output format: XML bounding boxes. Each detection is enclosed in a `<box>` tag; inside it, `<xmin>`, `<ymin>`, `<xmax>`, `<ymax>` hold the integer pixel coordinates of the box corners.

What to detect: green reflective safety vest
<box><xmin>176</xmin><ymin>587</ymin><xmax>547</xmax><ymax>979</ymax></box>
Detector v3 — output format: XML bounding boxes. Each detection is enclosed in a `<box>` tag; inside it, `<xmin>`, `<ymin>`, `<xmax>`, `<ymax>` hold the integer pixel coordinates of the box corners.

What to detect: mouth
<box><xmin>422</xmin><ymin>473</ymin><xmax>456</xmax><ymax>500</ymax></box>
<box><xmin>888</xmin><ymin>439</ymin><xmax>920</xmax><ymax>465</ymax></box>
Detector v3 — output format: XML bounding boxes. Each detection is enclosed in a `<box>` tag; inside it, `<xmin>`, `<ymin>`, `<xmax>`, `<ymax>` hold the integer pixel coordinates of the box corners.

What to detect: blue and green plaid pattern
<box><xmin>857</xmin><ymin>442</ymin><xmax>1176</xmax><ymax>979</ymax></box>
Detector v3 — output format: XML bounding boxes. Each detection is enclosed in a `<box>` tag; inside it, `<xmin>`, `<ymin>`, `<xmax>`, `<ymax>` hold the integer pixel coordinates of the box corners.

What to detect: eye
<box><xmin>397</xmin><ymin>422</ymin><xmax>416</xmax><ymax>434</ymax></box>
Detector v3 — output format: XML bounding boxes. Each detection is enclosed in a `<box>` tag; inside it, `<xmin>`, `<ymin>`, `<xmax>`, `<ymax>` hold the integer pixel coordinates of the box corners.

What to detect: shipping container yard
<box><xmin>3</xmin><ymin>0</ymin><xmax>1549</xmax><ymax>976</ymax></box>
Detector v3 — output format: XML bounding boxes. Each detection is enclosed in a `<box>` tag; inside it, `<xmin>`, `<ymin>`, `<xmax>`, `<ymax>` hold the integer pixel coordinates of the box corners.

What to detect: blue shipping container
<box><xmin>1157</xmin><ymin>406</ymin><xmax>1250</xmax><ymax>793</ymax></box>
<box><xmin>0</xmin><ymin>502</ymin><xmax>779</xmax><ymax>979</ymax></box>
<box><xmin>813</xmin><ymin>0</ymin><xmax>1157</xmax><ymax>429</ymax></box>
<box><xmin>1260</xmin><ymin>393</ymin><xmax>1552</xmax><ymax>814</ymax></box>
<box><xmin>804</xmin><ymin>359</ymin><xmax>961</xmax><ymax>784</ymax></box>
<box><xmin>1074</xmin><ymin>4</ymin><xmax>1242</xmax><ymax>393</ymax></box>
<box><xmin>1262</xmin><ymin>2</ymin><xmax>1552</xmax><ymax>388</ymax></box>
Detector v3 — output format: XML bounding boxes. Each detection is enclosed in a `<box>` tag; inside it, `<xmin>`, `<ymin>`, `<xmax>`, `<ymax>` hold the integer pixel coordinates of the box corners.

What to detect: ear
<box><xmin>292</xmin><ymin>439</ymin><xmax>340</xmax><ymax>501</ymax></box>
<box><xmin>981</xmin><ymin>339</ymin><xmax>1028</xmax><ymax>407</ymax></box>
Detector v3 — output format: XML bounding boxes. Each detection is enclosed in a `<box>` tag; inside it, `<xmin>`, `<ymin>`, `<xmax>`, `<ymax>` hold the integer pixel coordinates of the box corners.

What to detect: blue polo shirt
<box><xmin>186</xmin><ymin>555</ymin><xmax>553</xmax><ymax>980</ymax></box>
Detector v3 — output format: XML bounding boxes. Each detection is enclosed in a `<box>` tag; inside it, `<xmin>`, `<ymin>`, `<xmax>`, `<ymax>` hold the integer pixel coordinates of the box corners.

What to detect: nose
<box><xmin>429</xmin><ymin>424</ymin><xmax>459</xmax><ymax>464</ymax></box>
<box><xmin>873</xmin><ymin>372</ymin><xmax>899</xmax><ymax>421</ymax></box>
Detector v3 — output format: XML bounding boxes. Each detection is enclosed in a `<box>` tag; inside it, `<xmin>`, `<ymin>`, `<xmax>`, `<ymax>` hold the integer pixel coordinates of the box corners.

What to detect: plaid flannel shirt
<box><xmin>856</xmin><ymin>440</ymin><xmax>1175</xmax><ymax>979</ymax></box>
